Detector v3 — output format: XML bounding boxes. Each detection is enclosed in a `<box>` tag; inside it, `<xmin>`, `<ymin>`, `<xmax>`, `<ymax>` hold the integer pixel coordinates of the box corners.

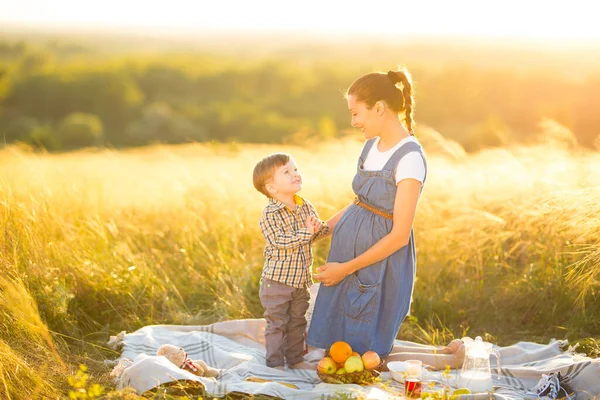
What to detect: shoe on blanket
<box><xmin>527</xmin><ymin>371</ymin><xmax>575</xmax><ymax>399</ymax></box>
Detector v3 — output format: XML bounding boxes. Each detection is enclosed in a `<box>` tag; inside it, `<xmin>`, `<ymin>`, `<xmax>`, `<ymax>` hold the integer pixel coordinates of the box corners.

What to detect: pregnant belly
<box><xmin>329</xmin><ymin>206</ymin><xmax>392</xmax><ymax>262</ymax></box>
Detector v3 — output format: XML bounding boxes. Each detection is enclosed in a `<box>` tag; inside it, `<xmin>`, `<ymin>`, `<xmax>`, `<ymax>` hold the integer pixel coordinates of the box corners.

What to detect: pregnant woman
<box><xmin>307</xmin><ymin>67</ymin><xmax>427</xmax><ymax>359</ymax></box>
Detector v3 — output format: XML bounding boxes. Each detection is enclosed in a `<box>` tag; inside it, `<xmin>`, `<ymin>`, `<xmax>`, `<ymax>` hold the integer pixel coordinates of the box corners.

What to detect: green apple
<box><xmin>344</xmin><ymin>355</ymin><xmax>364</xmax><ymax>373</ymax></box>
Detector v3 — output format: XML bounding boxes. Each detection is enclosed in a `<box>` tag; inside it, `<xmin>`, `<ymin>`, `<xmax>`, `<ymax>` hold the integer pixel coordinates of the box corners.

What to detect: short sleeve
<box><xmin>395</xmin><ymin>152</ymin><xmax>425</xmax><ymax>184</ymax></box>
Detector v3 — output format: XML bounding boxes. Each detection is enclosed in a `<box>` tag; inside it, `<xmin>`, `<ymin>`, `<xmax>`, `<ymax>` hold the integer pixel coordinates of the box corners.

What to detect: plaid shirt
<box><xmin>259</xmin><ymin>194</ymin><xmax>329</xmax><ymax>288</ymax></box>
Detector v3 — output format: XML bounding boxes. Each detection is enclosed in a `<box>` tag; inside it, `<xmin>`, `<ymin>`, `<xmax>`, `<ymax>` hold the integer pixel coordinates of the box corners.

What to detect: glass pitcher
<box><xmin>458</xmin><ymin>336</ymin><xmax>501</xmax><ymax>392</ymax></box>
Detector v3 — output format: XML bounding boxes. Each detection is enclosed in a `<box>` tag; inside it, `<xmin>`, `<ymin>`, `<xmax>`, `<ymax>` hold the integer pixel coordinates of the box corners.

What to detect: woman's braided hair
<box><xmin>347</xmin><ymin>67</ymin><xmax>415</xmax><ymax>133</ymax></box>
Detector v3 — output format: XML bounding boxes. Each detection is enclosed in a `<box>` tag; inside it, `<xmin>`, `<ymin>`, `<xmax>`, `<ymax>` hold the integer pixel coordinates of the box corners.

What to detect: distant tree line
<box><xmin>1</xmin><ymin>39</ymin><xmax>599</xmax><ymax>152</ymax></box>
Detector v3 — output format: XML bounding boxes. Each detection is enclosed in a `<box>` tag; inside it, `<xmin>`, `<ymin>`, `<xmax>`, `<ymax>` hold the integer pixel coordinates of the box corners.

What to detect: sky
<box><xmin>1</xmin><ymin>0</ymin><xmax>600</xmax><ymax>42</ymax></box>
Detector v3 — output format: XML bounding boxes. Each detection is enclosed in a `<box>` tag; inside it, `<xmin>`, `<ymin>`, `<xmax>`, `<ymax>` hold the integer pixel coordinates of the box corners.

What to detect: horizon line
<box><xmin>3</xmin><ymin>21</ymin><xmax>600</xmax><ymax>48</ymax></box>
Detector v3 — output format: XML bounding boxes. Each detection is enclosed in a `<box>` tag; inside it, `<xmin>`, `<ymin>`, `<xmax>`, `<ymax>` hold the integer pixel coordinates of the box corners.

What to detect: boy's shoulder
<box><xmin>262</xmin><ymin>198</ymin><xmax>284</xmax><ymax>215</ymax></box>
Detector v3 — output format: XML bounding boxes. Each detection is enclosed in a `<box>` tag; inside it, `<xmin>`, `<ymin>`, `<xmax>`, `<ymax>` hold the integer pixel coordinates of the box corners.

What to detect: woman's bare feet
<box><xmin>443</xmin><ymin>339</ymin><xmax>466</xmax><ymax>368</ymax></box>
<box><xmin>289</xmin><ymin>361</ymin><xmax>316</xmax><ymax>370</ymax></box>
<box><xmin>443</xmin><ymin>339</ymin><xmax>464</xmax><ymax>354</ymax></box>
<box><xmin>454</xmin><ymin>342</ymin><xmax>466</xmax><ymax>367</ymax></box>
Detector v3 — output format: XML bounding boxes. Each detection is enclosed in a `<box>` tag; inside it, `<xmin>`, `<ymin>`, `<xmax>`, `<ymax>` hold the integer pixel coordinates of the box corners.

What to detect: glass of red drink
<box><xmin>405</xmin><ymin>378</ymin><xmax>422</xmax><ymax>397</ymax></box>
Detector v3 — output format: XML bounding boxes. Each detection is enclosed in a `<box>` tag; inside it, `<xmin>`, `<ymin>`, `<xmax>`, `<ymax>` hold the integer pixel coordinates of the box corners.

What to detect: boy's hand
<box><xmin>305</xmin><ymin>215</ymin><xmax>315</xmax><ymax>234</ymax></box>
<box><xmin>305</xmin><ymin>215</ymin><xmax>318</xmax><ymax>234</ymax></box>
<box><xmin>313</xmin><ymin>216</ymin><xmax>325</xmax><ymax>233</ymax></box>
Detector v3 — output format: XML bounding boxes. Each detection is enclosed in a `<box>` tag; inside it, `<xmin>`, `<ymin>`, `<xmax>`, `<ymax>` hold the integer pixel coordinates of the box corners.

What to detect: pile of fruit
<box><xmin>316</xmin><ymin>341</ymin><xmax>383</xmax><ymax>385</ymax></box>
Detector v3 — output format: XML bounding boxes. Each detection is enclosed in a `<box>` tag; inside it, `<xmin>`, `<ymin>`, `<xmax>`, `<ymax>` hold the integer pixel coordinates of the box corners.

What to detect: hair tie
<box><xmin>387</xmin><ymin>71</ymin><xmax>400</xmax><ymax>84</ymax></box>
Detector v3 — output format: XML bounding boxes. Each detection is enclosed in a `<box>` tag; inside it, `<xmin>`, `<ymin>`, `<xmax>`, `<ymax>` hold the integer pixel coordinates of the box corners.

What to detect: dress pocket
<box><xmin>343</xmin><ymin>274</ymin><xmax>379</xmax><ymax>323</ymax></box>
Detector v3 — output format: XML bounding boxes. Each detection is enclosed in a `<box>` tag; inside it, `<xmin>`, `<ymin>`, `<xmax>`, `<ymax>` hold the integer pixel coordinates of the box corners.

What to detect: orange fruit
<box><xmin>329</xmin><ymin>341</ymin><xmax>353</xmax><ymax>364</ymax></box>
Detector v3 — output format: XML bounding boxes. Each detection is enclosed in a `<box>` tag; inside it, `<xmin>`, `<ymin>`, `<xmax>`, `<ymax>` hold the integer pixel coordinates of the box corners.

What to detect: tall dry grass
<box><xmin>1</xmin><ymin>127</ymin><xmax>599</xmax><ymax>397</ymax></box>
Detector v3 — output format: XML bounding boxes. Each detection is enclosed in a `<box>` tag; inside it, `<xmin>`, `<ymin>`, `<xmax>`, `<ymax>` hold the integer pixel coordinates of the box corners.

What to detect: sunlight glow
<box><xmin>2</xmin><ymin>0</ymin><xmax>600</xmax><ymax>41</ymax></box>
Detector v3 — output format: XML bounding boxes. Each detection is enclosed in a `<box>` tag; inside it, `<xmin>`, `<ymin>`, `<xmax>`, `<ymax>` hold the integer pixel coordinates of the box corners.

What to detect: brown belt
<box><xmin>353</xmin><ymin>197</ymin><xmax>393</xmax><ymax>220</ymax></box>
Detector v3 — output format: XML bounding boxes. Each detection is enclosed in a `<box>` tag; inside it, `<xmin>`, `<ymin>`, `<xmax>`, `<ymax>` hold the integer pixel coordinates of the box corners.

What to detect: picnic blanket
<box><xmin>107</xmin><ymin>318</ymin><xmax>600</xmax><ymax>399</ymax></box>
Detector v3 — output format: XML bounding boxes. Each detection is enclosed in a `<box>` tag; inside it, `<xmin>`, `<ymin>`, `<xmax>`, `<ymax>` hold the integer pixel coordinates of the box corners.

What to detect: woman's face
<box><xmin>347</xmin><ymin>95</ymin><xmax>381</xmax><ymax>140</ymax></box>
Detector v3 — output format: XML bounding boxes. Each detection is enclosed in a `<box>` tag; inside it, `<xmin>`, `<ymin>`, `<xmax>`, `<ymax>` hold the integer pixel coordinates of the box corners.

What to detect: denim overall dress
<box><xmin>306</xmin><ymin>138</ymin><xmax>427</xmax><ymax>357</ymax></box>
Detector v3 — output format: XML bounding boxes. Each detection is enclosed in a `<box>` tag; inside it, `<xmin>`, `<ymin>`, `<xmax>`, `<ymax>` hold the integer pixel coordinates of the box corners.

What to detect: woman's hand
<box><xmin>313</xmin><ymin>262</ymin><xmax>351</xmax><ymax>286</ymax></box>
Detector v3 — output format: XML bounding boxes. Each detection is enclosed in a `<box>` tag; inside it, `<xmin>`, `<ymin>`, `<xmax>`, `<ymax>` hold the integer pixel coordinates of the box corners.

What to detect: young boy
<box><xmin>252</xmin><ymin>153</ymin><xmax>329</xmax><ymax>370</ymax></box>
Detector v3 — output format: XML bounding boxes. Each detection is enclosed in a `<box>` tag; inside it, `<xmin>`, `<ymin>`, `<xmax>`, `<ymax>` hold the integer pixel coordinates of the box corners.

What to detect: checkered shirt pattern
<box><xmin>259</xmin><ymin>195</ymin><xmax>329</xmax><ymax>288</ymax></box>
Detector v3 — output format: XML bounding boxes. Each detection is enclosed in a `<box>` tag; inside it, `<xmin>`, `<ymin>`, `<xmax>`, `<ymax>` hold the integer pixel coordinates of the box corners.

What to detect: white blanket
<box><xmin>108</xmin><ymin>318</ymin><xmax>600</xmax><ymax>399</ymax></box>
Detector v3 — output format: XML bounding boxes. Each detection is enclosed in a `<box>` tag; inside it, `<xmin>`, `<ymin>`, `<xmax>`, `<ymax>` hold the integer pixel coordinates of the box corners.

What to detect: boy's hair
<box><xmin>253</xmin><ymin>153</ymin><xmax>291</xmax><ymax>198</ymax></box>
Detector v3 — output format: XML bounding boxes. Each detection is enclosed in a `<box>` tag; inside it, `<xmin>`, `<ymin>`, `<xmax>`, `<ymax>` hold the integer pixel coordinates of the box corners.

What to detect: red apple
<box><xmin>361</xmin><ymin>350</ymin><xmax>381</xmax><ymax>370</ymax></box>
<box><xmin>317</xmin><ymin>356</ymin><xmax>337</xmax><ymax>375</ymax></box>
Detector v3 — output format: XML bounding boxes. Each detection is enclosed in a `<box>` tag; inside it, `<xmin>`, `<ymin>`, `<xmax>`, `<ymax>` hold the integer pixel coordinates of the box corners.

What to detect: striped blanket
<box><xmin>108</xmin><ymin>318</ymin><xmax>600</xmax><ymax>399</ymax></box>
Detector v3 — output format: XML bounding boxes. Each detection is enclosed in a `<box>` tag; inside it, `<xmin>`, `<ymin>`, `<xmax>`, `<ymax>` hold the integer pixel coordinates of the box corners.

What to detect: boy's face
<box><xmin>266</xmin><ymin>159</ymin><xmax>302</xmax><ymax>197</ymax></box>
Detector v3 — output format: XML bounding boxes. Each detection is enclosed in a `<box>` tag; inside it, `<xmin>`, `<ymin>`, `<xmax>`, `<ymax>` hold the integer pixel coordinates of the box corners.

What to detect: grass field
<box><xmin>1</xmin><ymin>130</ymin><xmax>600</xmax><ymax>398</ymax></box>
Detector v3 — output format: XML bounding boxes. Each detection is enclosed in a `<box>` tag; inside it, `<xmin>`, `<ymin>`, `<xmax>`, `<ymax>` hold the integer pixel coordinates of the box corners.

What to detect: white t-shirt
<box><xmin>362</xmin><ymin>136</ymin><xmax>426</xmax><ymax>184</ymax></box>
